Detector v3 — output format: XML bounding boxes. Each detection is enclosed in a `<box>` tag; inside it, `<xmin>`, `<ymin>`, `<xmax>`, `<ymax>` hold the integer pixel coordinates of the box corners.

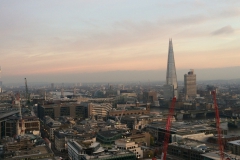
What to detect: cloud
<box><xmin>211</xmin><ymin>25</ymin><xmax>234</xmax><ymax>35</ymax></box>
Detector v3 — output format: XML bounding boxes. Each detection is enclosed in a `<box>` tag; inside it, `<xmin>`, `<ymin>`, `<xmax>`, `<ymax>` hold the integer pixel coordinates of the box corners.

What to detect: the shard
<box><xmin>163</xmin><ymin>39</ymin><xmax>178</xmax><ymax>100</ymax></box>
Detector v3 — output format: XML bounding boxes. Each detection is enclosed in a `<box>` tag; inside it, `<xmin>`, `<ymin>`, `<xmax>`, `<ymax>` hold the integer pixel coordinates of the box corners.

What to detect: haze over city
<box><xmin>1</xmin><ymin>0</ymin><xmax>240</xmax><ymax>83</ymax></box>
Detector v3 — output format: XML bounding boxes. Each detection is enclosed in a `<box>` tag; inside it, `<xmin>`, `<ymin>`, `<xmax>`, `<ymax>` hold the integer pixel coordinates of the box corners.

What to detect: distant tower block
<box><xmin>61</xmin><ymin>88</ymin><xmax>64</xmax><ymax>98</ymax></box>
<box><xmin>163</xmin><ymin>39</ymin><xmax>178</xmax><ymax>100</ymax></box>
<box><xmin>73</xmin><ymin>88</ymin><xmax>76</xmax><ymax>96</ymax></box>
<box><xmin>184</xmin><ymin>69</ymin><xmax>197</xmax><ymax>100</ymax></box>
<box><xmin>51</xmin><ymin>83</ymin><xmax>54</xmax><ymax>89</ymax></box>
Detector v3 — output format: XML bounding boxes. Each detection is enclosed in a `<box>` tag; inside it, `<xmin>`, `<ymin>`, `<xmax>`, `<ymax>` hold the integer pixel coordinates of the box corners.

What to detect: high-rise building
<box><xmin>184</xmin><ymin>69</ymin><xmax>196</xmax><ymax>100</ymax></box>
<box><xmin>51</xmin><ymin>83</ymin><xmax>54</xmax><ymax>89</ymax></box>
<box><xmin>163</xmin><ymin>39</ymin><xmax>178</xmax><ymax>100</ymax></box>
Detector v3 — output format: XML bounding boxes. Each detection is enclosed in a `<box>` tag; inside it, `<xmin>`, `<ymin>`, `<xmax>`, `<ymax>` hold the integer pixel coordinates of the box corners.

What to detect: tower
<box><xmin>163</xmin><ymin>39</ymin><xmax>178</xmax><ymax>100</ymax></box>
<box><xmin>184</xmin><ymin>69</ymin><xmax>196</xmax><ymax>100</ymax></box>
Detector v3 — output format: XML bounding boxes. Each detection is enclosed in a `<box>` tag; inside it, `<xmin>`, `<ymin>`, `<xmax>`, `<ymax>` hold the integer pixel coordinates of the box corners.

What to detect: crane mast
<box><xmin>161</xmin><ymin>97</ymin><xmax>177</xmax><ymax>160</ymax></box>
<box><xmin>211</xmin><ymin>90</ymin><xmax>224</xmax><ymax>160</ymax></box>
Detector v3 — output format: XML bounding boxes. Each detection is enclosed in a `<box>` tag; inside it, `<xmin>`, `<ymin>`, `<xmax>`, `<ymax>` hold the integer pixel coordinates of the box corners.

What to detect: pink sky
<box><xmin>0</xmin><ymin>0</ymin><xmax>240</xmax><ymax>82</ymax></box>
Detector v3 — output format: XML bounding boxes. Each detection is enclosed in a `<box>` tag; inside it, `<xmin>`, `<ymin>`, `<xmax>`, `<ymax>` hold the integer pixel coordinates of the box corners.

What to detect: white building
<box><xmin>115</xmin><ymin>138</ymin><xmax>143</xmax><ymax>159</ymax></box>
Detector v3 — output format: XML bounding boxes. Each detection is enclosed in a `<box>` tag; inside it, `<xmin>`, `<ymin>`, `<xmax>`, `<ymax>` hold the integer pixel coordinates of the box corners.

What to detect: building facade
<box><xmin>184</xmin><ymin>69</ymin><xmax>197</xmax><ymax>100</ymax></box>
<box><xmin>38</xmin><ymin>102</ymin><xmax>92</xmax><ymax>120</ymax></box>
<box><xmin>115</xmin><ymin>139</ymin><xmax>143</xmax><ymax>158</ymax></box>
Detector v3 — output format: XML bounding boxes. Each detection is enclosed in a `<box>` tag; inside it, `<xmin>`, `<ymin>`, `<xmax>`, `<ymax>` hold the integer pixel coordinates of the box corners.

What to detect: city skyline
<box><xmin>0</xmin><ymin>1</ymin><xmax>240</xmax><ymax>83</ymax></box>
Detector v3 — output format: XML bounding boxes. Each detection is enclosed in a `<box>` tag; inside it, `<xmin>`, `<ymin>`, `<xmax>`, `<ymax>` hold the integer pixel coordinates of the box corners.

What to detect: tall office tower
<box><xmin>163</xmin><ymin>39</ymin><xmax>178</xmax><ymax>100</ymax></box>
<box><xmin>51</xmin><ymin>83</ymin><xmax>54</xmax><ymax>89</ymax></box>
<box><xmin>184</xmin><ymin>69</ymin><xmax>196</xmax><ymax>100</ymax></box>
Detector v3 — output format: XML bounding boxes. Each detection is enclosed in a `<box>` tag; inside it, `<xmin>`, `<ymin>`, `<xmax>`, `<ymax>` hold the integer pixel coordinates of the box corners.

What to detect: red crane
<box><xmin>211</xmin><ymin>90</ymin><xmax>224</xmax><ymax>160</ymax></box>
<box><xmin>161</xmin><ymin>97</ymin><xmax>177</xmax><ymax>160</ymax></box>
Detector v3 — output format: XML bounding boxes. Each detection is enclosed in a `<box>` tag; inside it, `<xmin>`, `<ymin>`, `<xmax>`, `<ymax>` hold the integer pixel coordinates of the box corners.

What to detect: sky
<box><xmin>0</xmin><ymin>0</ymin><xmax>240</xmax><ymax>83</ymax></box>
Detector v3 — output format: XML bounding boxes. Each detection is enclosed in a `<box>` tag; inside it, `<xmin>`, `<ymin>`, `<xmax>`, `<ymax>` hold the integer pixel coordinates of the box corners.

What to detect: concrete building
<box><xmin>164</xmin><ymin>39</ymin><xmax>178</xmax><ymax>100</ymax></box>
<box><xmin>201</xmin><ymin>151</ymin><xmax>240</xmax><ymax>160</ymax></box>
<box><xmin>145</xmin><ymin>121</ymin><xmax>222</xmax><ymax>143</ymax></box>
<box><xmin>67</xmin><ymin>140</ymin><xmax>136</xmax><ymax>160</ymax></box>
<box><xmin>168</xmin><ymin>141</ymin><xmax>218</xmax><ymax>160</ymax></box>
<box><xmin>1</xmin><ymin>135</ymin><xmax>54</xmax><ymax>160</ymax></box>
<box><xmin>38</xmin><ymin>102</ymin><xmax>92</xmax><ymax>120</ymax></box>
<box><xmin>208</xmin><ymin>135</ymin><xmax>240</xmax><ymax>149</ymax></box>
<box><xmin>17</xmin><ymin>116</ymin><xmax>40</xmax><ymax>136</ymax></box>
<box><xmin>0</xmin><ymin>108</ymin><xmax>19</xmax><ymax>138</ymax></box>
<box><xmin>227</xmin><ymin>139</ymin><xmax>240</xmax><ymax>155</ymax></box>
<box><xmin>120</xmin><ymin>90</ymin><xmax>137</xmax><ymax>98</ymax></box>
<box><xmin>184</xmin><ymin>69</ymin><xmax>197</xmax><ymax>100</ymax></box>
<box><xmin>97</xmin><ymin>129</ymin><xmax>124</xmax><ymax>144</ymax></box>
<box><xmin>115</xmin><ymin>138</ymin><xmax>143</xmax><ymax>158</ymax></box>
<box><xmin>91</xmin><ymin>103</ymin><xmax>112</xmax><ymax>117</ymax></box>
<box><xmin>54</xmin><ymin>129</ymin><xmax>96</xmax><ymax>152</ymax></box>
<box><xmin>143</xmin><ymin>91</ymin><xmax>159</xmax><ymax>106</ymax></box>
<box><xmin>109</xmin><ymin>103</ymin><xmax>150</xmax><ymax>117</ymax></box>
<box><xmin>43</xmin><ymin>116</ymin><xmax>61</xmax><ymax>140</ymax></box>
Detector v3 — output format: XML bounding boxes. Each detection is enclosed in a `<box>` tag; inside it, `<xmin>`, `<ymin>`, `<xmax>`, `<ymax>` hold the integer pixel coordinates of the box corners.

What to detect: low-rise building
<box><xmin>44</xmin><ymin>116</ymin><xmax>61</xmax><ymax>140</ymax></box>
<box><xmin>0</xmin><ymin>135</ymin><xmax>54</xmax><ymax>160</ymax></box>
<box><xmin>109</xmin><ymin>103</ymin><xmax>150</xmax><ymax>117</ymax></box>
<box><xmin>201</xmin><ymin>151</ymin><xmax>240</xmax><ymax>160</ymax></box>
<box><xmin>96</xmin><ymin>129</ymin><xmax>124</xmax><ymax>144</ymax></box>
<box><xmin>67</xmin><ymin>140</ymin><xmax>136</xmax><ymax>160</ymax></box>
<box><xmin>115</xmin><ymin>138</ymin><xmax>143</xmax><ymax>158</ymax></box>
<box><xmin>227</xmin><ymin>139</ymin><xmax>240</xmax><ymax>155</ymax></box>
<box><xmin>54</xmin><ymin>129</ymin><xmax>96</xmax><ymax>152</ymax></box>
<box><xmin>208</xmin><ymin>135</ymin><xmax>240</xmax><ymax>149</ymax></box>
<box><xmin>145</xmin><ymin>121</ymin><xmax>224</xmax><ymax>143</ymax></box>
<box><xmin>168</xmin><ymin>141</ymin><xmax>218</xmax><ymax>160</ymax></box>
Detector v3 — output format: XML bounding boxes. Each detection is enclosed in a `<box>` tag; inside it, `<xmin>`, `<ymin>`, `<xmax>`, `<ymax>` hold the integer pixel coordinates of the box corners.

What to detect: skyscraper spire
<box><xmin>163</xmin><ymin>39</ymin><xmax>178</xmax><ymax>99</ymax></box>
<box><xmin>166</xmin><ymin>39</ymin><xmax>177</xmax><ymax>89</ymax></box>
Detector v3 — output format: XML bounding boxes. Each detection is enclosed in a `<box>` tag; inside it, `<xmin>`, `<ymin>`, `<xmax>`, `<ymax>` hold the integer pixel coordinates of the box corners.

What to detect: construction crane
<box><xmin>116</xmin><ymin>105</ymin><xmax>126</xmax><ymax>124</ymax></box>
<box><xmin>161</xmin><ymin>97</ymin><xmax>177</xmax><ymax>160</ymax></box>
<box><xmin>211</xmin><ymin>90</ymin><xmax>224</xmax><ymax>160</ymax></box>
<box><xmin>25</xmin><ymin>78</ymin><xmax>30</xmax><ymax>104</ymax></box>
<box><xmin>16</xmin><ymin>93</ymin><xmax>25</xmax><ymax>135</ymax></box>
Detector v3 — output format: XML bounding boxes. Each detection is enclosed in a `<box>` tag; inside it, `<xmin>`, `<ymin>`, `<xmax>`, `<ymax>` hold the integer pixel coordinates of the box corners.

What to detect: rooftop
<box><xmin>228</xmin><ymin>139</ymin><xmax>240</xmax><ymax>146</ymax></box>
<box><xmin>201</xmin><ymin>151</ymin><xmax>240</xmax><ymax>160</ymax></box>
<box><xmin>97</xmin><ymin>129</ymin><xmax>123</xmax><ymax>138</ymax></box>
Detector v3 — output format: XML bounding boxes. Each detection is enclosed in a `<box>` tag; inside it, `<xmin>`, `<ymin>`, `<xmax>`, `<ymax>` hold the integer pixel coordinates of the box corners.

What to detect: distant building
<box><xmin>184</xmin><ymin>69</ymin><xmax>197</xmax><ymax>100</ymax></box>
<box><xmin>17</xmin><ymin>116</ymin><xmax>40</xmax><ymax>136</ymax></box>
<box><xmin>38</xmin><ymin>102</ymin><xmax>92</xmax><ymax>120</ymax></box>
<box><xmin>91</xmin><ymin>103</ymin><xmax>112</xmax><ymax>117</ymax></box>
<box><xmin>120</xmin><ymin>90</ymin><xmax>137</xmax><ymax>98</ymax></box>
<box><xmin>143</xmin><ymin>91</ymin><xmax>157</xmax><ymax>103</ymax></box>
<box><xmin>164</xmin><ymin>39</ymin><xmax>178</xmax><ymax>100</ymax></box>
<box><xmin>108</xmin><ymin>103</ymin><xmax>150</xmax><ymax>117</ymax></box>
<box><xmin>43</xmin><ymin>116</ymin><xmax>61</xmax><ymax>140</ymax></box>
<box><xmin>51</xmin><ymin>83</ymin><xmax>54</xmax><ymax>89</ymax></box>
<box><xmin>1</xmin><ymin>135</ymin><xmax>54</xmax><ymax>160</ymax></box>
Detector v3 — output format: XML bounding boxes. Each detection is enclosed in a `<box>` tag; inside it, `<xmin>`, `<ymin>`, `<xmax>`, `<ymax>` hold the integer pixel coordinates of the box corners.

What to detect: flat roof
<box><xmin>228</xmin><ymin>139</ymin><xmax>240</xmax><ymax>146</ymax></box>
